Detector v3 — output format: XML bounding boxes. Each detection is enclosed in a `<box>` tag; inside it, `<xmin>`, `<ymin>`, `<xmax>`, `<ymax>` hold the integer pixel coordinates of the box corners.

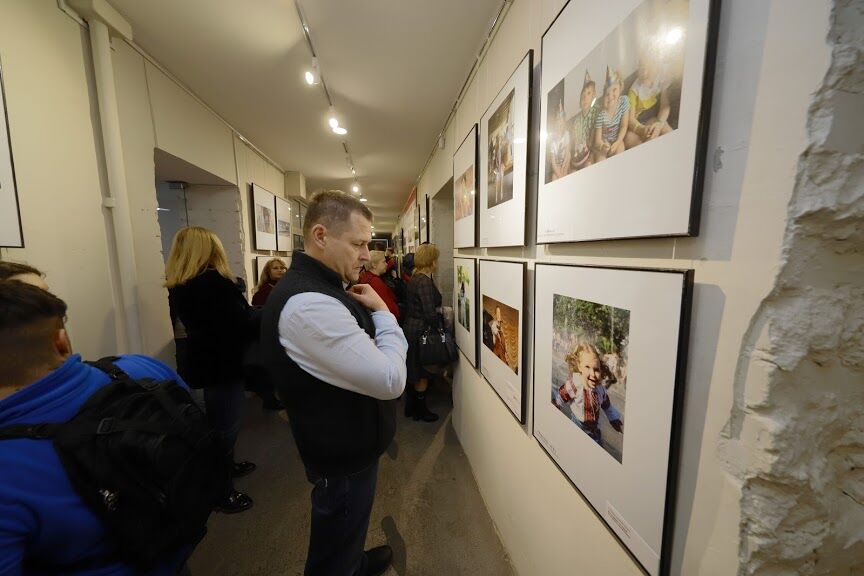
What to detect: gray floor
<box><xmin>189</xmin><ymin>389</ymin><xmax>514</xmax><ymax>576</ymax></box>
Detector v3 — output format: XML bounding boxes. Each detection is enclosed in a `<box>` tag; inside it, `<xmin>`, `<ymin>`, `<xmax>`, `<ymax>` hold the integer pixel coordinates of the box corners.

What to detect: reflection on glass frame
<box><xmin>478</xmin><ymin>51</ymin><xmax>532</xmax><ymax>248</ymax></box>
<box><xmin>251</xmin><ymin>183</ymin><xmax>277</xmax><ymax>251</ymax></box>
<box><xmin>533</xmin><ymin>263</ymin><xmax>693</xmax><ymax>576</ymax></box>
<box><xmin>453</xmin><ymin>257</ymin><xmax>478</xmax><ymax>368</ymax></box>
<box><xmin>478</xmin><ymin>259</ymin><xmax>526</xmax><ymax>422</ymax></box>
<box><xmin>453</xmin><ymin>125</ymin><xmax>478</xmax><ymax>248</ymax></box>
<box><xmin>537</xmin><ymin>0</ymin><xmax>719</xmax><ymax>243</ymax></box>
<box><xmin>255</xmin><ymin>255</ymin><xmax>290</xmax><ymax>286</ymax></box>
<box><xmin>275</xmin><ymin>195</ymin><xmax>292</xmax><ymax>253</ymax></box>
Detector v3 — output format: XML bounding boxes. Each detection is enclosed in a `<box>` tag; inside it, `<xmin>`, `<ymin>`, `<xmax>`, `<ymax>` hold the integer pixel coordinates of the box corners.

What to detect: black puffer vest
<box><xmin>260</xmin><ymin>251</ymin><xmax>396</xmax><ymax>475</ymax></box>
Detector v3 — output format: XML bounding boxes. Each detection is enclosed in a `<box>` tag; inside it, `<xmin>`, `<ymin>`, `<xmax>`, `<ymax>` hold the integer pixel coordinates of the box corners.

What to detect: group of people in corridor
<box><xmin>0</xmin><ymin>190</ymin><xmax>450</xmax><ymax>576</ymax></box>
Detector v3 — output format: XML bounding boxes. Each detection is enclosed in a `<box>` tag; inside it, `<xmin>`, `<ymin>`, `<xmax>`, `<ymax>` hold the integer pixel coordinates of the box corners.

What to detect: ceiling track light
<box><xmin>304</xmin><ymin>57</ymin><xmax>320</xmax><ymax>85</ymax></box>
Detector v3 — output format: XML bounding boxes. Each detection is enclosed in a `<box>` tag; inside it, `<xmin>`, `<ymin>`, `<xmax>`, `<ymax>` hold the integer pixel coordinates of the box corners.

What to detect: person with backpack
<box><xmin>0</xmin><ymin>280</ymin><xmax>225</xmax><ymax>574</ymax></box>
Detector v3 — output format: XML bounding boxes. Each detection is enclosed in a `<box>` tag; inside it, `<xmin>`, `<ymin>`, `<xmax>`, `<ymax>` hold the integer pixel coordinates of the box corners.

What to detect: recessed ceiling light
<box><xmin>332</xmin><ymin>126</ymin><xmax>347</xmax><ymax>135</ymax></box>
<box><xmin>352</xmin><ymin>184</ymin><xmax>360</xmax><ymax>193</ymax></box>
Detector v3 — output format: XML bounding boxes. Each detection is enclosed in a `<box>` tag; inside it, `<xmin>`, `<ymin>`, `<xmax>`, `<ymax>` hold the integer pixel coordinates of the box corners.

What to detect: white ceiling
<box><xmin>108</xmin><ymin>0</ymin><xmax>503</xmax><ymax>228</ymax></box>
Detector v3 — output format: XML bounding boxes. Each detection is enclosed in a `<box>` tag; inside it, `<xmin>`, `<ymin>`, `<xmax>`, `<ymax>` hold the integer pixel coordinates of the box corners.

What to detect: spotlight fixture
<box><xmin>359</xmin><ymin>198</ymin><xmax>368</xmax><ymax>203</ymax></box>
<box><xmin>304</xmin><ymin>57</ymin><xmax>320</xmax><ymax>85</ymax></box>
<box><xmin>351</xmin><ymin>183</ymin><xmax>360</xmax><ymax>193</ymax></box>
<box><xmin>332</xmin><ymin>126</ymin><xmax>347</xmax><ymax>135</ymax></box>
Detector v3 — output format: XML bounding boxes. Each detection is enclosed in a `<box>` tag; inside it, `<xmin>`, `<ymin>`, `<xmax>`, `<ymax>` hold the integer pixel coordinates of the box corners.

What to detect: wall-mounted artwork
<box><xmin>453</xmin><ymin>257</ymin><xmax>478</xmax><ymax>367</ymax></box>
<box><xmin>293</xmin><ymin>234</ymin><xmax>305</xmax><ymax>252</ymax></box>
<box><xmin>479</xmin><ymin>51</ymin><xmax>532</xmax><ymax>248</ymax></box>
<box><xmin>453</xmin><ymin>125</ymin><xmax>478</xmax><ymax>248</ymax></box>
<box><xmin>478</xmin><ymin>259</ymin><xmax>526</xmax><ymax>422</ymax></box>
<box><xmin>275</xmin><ymin>195</ymin><xmax>292</xmax><ymax>252</ymax></box>
<box><xmin>533</xmin><ymin>263</ymin><xmax>693</xmax><ymax>576</ymax></box>
<box><xmin>0</xmin><ymin>59</ymin><xmax>23</xmax><ymax>248</ymax></box>
<box><xmin>251</xmin><ymin>184</ymin><xmax>277</xmax><ymax>251</ymax></box>
<box><xmin>537</xmin><ymin>0</ymin><xmax>719</xmax><ymax>243</ymax></box>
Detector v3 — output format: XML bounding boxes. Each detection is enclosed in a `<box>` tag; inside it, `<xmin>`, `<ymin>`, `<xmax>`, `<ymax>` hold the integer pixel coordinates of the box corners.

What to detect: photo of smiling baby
<box><xmin>551</xmin><ymin>294</ymin><xmax>629</xmax><ymax>463</ymax></box>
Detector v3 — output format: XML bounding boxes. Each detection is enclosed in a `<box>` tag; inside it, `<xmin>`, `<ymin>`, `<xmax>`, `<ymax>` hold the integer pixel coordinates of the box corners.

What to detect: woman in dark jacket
<box><xmin>401</xmin><ymin>243</ymin><xmax>442</xmax><ymax>422</ymax></box>
<box><xmin>251</xmin><ymin>257</ymin><xmax>288</xmax><ymax>307</ymax></box>
<box><xmin>247</xmin><ymin>257</ymin><xmax>288</xmax><ymax>410</ymax></box>
<box><xmin>165</xmin><ymin>226</ymin><xmax>256</xmax><ymax>514</ymax></box>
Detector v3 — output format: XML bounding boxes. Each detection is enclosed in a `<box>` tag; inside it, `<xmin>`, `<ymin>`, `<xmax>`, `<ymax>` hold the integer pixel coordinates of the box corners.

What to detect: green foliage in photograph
<box><xmin>552</xmin><ymin>294</ymin><xmax>629</xmax><ymax>355</ymax></box>
<box><xmin>457</xmin><ymin>265</ymin><xmax>471</xmax><ymax>286</ymax></box>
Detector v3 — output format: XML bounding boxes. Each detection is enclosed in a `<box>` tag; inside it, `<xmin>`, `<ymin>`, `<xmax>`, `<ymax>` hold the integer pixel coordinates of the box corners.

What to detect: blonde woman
<box><xmin>165</xmin><ymin>226</ymin><xmax>255</xmax><ymax>514</ymax></box>
<box><xmin>402</xmin><ymin>243</ymin><xmax>442</xmax><ymax>422</ymax></box>
<box><xmin>359</xmin><ymin>250</ymin><xmax>400</xmax><ymax>320</ymax></box>
<box><xmin>252</xmin><ymin>257</ymin><xmax>288</xmax><ymax>306</ymax></box>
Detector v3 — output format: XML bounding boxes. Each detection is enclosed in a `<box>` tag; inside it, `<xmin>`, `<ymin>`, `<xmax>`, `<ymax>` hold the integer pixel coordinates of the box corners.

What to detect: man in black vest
<box><xmin>260</xmin><ymin>191</ymin><xmax>407</xmax><ymax>576</ymax></box>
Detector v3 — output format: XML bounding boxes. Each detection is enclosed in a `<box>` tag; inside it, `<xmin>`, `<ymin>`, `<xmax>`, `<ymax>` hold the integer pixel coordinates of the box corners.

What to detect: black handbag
<box><xmin>417</xmin><ymin>316</ymin><xmax>458</xmax><ymax>367</ymax></box>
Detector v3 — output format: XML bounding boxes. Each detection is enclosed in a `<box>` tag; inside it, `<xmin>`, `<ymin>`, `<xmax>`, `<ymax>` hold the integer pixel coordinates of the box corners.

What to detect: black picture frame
<box><xmin>0</xmin><ymin>57</ymin><xmax>24</xmax><ymax>248</ymax></box>
<box><xmin>531</xmin><ymin>262</ymin><xmax>694</xmax><ymax>576</ymax></box>
<box><xmin>478</xmin><ymin>50</ymin><xmax>533</xmax><ymax>248</ymax></box>
<box><xmin>536</xmin><ymin>0</ymin><xmax>720</xmax><ymax>244</ymax></box>
<box><xmin>250</xmin><ymin>183</ymin><xmax>277</xmax><ymax>251</ymax></box>
<box><xmin>453</xmin><ymin>124</ymin><xmax>479</xmax><ymax>248</ymax></box>
<box><xmin>478</xmin><ymin>258</ymin><xmax>528</xmax><ymax>423</ymax></box>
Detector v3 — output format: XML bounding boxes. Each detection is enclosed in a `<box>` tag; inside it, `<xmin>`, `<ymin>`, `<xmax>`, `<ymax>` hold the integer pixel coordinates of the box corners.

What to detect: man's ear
<box><xmin>310</xmin><ymin>223</ymin><xmax>327</xmax><ymax>249</ymax></box>
<box><xmin>54</xmin><ymin>328</ymin><xmax>72</xmax><ymax>359</ymax></box>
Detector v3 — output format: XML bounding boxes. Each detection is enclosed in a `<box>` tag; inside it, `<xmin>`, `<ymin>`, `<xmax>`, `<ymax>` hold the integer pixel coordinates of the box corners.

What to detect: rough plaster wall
<box><xmin>184</xmin><ymin>185</ymin><xmax>245</xmax><ymax>282</ymax></box>
<box><xmin>727</xmin><ymin>2</ymin><xmax>864</xmax><ymax>574</ymax></box>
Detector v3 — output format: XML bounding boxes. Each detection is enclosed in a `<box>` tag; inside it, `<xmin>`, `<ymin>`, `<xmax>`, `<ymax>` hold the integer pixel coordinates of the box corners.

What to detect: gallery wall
<box><xmin>0</xmin><ymin>0</ymin><xmax>119</xmax><ymax>359</ymax></box>
<box><xmin>411</xmin><ymin>1</ymin><xmax>838</xmax><ymax>574</ymax></box>
<box><xmin>0</xmin><ymin>0</ymin><xmax>300</xmax><ymax>363</ymax></box>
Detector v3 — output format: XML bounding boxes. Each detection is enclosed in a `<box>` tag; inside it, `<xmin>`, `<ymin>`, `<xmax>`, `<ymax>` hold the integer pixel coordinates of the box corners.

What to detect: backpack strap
<box><xmin>0</xmin><ymin>423</ymin><xmax>60</xmax><ymax>441</ymax></box>
<box><xmin>85</xmin><ymin>356</ymin><xmax>128</xmax><ymax>380</ymax></box>
<box><xmin>86</xmin><ymin>357</ymin><xmax>210</xmax><ymax>448</ymax></box>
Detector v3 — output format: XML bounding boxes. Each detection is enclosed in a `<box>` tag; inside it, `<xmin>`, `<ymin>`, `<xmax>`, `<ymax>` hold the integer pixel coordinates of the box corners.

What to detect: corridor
<box><xmin>190</xmin><ymin>391</ymin><xmax>514</xmax><ymax>576</ymax></box>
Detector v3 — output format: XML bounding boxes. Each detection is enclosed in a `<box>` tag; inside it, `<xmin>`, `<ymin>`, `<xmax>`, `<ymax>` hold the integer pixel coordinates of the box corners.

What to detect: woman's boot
<box><xmin>413</xmin><ymin>390</ymin><xmax>439</xmax><ymax>422</ymax></box>
<box><xmin>404</xmin><ymin>387</ymin><xmax>416</xmax><ymax>418</ymax></box>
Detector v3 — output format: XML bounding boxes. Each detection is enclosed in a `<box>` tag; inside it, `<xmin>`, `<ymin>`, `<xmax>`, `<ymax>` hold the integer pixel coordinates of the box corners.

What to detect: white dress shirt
<box><xmin>278</xmin><ymin>292</ymin><xmax>408</xmax><ymax>400</ymax></box>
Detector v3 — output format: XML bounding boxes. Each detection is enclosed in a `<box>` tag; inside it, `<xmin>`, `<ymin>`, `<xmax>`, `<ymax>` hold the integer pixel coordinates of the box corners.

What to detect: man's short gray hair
<box><xmin>303</xmin><ymin>190</ymin><xmax>373</xmax><ymax>238</ymax></box>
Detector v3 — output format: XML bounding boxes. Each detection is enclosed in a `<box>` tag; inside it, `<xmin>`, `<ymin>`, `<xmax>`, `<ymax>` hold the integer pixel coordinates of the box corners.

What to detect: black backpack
<box><xmin>0</xmin><ymin>357</ymin><xmax>231</xmax><ymax>570</ymax></box>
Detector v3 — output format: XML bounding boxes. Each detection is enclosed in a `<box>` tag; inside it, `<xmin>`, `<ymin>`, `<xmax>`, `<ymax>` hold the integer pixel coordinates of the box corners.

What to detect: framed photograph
<box><xmin>478</xmin><ymin>51</ymin><xmax>533</xmax><ymax>248</ymax></box>
<box><xmin>275</xmin><ymin>195</ymin><xmax>292</xmax><ymax>252</ymax></box>
<box><xmin>251</xmin><ymin>184</ymin><xmax>277</xmax><ymax>251</ymax></box>
<box><xmin>533</xmin><ymin>263</ymin><xmax>693</xmax><ymax>576</ymax></box>
<box><xmin>293</xmin><ymin>234</ymin><xmax>305</xmax><ymax>252</ymax></box>
<box><xmin>453</xmin><ymin>257</ymin><xmax>479</xmax><ymax>367</ymax></box>
<box><xmin>537</xmin><ymin>0</ymin><xmax>719</xmax><ymax>243</ymax></box>
<box><xmin>453</xmin><ymin>125</ymin><xmax>478</xmax><ymax>248</ymax></box>
<box><xmin>0</xmin><ymin>59</ymin><xmax>23</xmax><ymax>248</ymax></box>
<box><xmin>478</xmin><ymin>259</ymin><xmax>526</xmax><ymax>422</ymax></box>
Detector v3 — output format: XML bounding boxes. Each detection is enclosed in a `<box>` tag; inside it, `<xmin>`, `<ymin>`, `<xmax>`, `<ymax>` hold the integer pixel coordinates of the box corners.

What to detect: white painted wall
<box><xmin>0</xmin><ymin>1</ymin><xmax>300</xmax><ymax>366</ymax></box>
<box><xmin>411</xmin><ymin>1</ymin><xmax>839</xmax><ymax>575</ymax></box>
<box><xmin>0</xmin><ymin>0</ymin><xmax>119</xmax><ymax>358</ymax></box>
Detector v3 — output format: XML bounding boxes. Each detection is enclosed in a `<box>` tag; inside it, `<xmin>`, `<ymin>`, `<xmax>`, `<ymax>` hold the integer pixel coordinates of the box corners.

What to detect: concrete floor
<box><xmin>189</xmin><ymin>389</ymin><xmax>515</xmax><ymax>576</ymax></box>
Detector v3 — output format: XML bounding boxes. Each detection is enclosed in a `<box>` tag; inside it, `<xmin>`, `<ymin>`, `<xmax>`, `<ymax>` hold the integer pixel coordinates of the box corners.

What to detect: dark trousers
<box><xmin>304</xmin><ymin>460</ymin><xmax>380</xmax><ymax>576</ymax></box>
<box><xmin>203</xmin><ymin>381</ymin><xmax>245</xmax><ymax>490</ymax></box>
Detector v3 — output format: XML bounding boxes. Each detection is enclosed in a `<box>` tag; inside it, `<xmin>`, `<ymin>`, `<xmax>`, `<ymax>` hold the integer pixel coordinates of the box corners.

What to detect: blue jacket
<box><xmin>0</xmin><ymin>354</ymin><xmax>190</xmax><ymax>576</ymax></box>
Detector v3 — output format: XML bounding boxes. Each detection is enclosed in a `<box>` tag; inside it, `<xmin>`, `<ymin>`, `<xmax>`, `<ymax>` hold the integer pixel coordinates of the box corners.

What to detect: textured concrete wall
<box><xmin>728</xmin><ymin>2</ymin><xmax>864</xmax><ymax>574</ymax></box>
<box><xmin>727</xmin><ymin>0</ymin><xmax>864</xmax><ymax>575</ymax></box>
